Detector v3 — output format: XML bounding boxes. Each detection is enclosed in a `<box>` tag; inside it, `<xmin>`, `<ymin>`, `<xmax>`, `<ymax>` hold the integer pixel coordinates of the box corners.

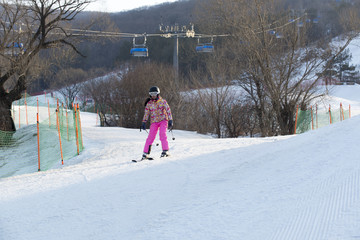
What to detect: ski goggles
<box><xmin>149</xmin><ymin>92</ymin><xmax>159</xmax><ymax>96</ymax></box>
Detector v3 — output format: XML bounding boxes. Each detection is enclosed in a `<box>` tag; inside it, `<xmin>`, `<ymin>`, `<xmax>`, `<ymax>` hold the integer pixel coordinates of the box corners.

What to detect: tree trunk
<box><xmin>278</xmin><ymin>104</ymin><xmax>296</xmax><ymax>135</ymax></box>
<box><xmin>0</xmin><ymin>75</ymin><xmax>25</xmax><ymax>132</ymax></box>
<box><xmin>0</xmin><ymin>98</ymin><xmax>16</xmax><ymax>132</ymax></box>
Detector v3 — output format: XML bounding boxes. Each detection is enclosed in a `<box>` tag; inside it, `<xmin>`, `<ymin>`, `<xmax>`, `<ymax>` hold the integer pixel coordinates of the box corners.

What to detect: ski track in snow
<box><xmin>269</xmin><ymin>119</ymin><xmax>360</xmax><ymax>240</ymax></box>
<box><xmin>1</xmin><ymin>85</ymin><xmax>360</xmax><ymax>240</ymax></box>
<box><xmin>271</xmin><ymin>169</ymin><xmax>360</xmax><ymax>240</ymax></box>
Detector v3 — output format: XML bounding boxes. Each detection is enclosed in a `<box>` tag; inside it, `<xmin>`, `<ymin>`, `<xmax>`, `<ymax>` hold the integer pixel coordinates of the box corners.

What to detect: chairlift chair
<box><xmin>130</xmin><ymin>36</ymin><xmax>148</xmax><ymax>57</ymax></box>
<box><xmin>130</xmin><ymin>47</ymin><xmax>148</xmax><ymax>57</ymax></box>
<box><xmin>276</xmin><ymin>32</ymin><xmax>284</xmax><ymax>39</ymax></box>
<box><xmin>196</xmin><ymin>37</ymin><xmax>214</xmax><ymax>53</ymax></box>
<box><xmin>5</xmin><ymin>42</ymin><xmax>25</xmax><ymax>56</ymax></box>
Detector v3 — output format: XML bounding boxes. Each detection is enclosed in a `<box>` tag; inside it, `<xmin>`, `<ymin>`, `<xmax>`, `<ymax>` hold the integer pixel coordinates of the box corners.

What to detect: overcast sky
<box><xmin>85</xmin><ymin>0</ymin><xmax>179</xmax><ymax>13</ymax></box>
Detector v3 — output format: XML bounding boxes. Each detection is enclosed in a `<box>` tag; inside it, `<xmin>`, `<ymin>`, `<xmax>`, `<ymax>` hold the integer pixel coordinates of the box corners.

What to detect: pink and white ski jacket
<box><xmin>142</xmin><ymin>96</ymin><xmax>173</xmax><ymax>124</ymax></box>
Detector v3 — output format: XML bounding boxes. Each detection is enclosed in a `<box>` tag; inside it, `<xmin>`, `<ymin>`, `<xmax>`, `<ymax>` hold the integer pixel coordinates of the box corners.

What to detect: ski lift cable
<box><xmin>3</xmin><ymin>11</ymin><xmax>309</xmax><ymax>40</ymax></box>
<box><xmin>64</xmin><ymin>27</ymin><xmax>231</xmax><ymax>39</ymax></box>
<box><xmin>2</xmin><ymin>14</ymin><xmax>309</xmax><ymax>47</ymax></box>
<box><xmin>259</xmin><ymin>14</ymin><xmax>307</xmax><ymax>35</ymax></box>
<box><xmin>0</xmin><ymin>22</ymin><xmax>235</xmax><ymax>39</ymax></box>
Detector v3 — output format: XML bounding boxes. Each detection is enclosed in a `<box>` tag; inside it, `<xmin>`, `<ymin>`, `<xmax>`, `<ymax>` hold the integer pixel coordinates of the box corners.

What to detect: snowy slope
<box><xmin>1</xmin><ymin>85</ymin><xmax>360</xmax><ymax>240</ymax></box>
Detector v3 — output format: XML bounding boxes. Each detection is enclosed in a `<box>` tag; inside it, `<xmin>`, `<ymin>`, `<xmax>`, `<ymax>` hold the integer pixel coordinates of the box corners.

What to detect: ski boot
<box><xmin>141</xmin><ymin>153</ymin><xmax>150</xmax><ymax>161</ymax></box>
<box><xmin>160</xmin><ymin>150</ymin><xmax>170</xmax><ymax>158</ymax></box>
<box><xmin>140</xmin><ymin>145</ymin><xmax>152</xmax><ymax>161</ymax></box>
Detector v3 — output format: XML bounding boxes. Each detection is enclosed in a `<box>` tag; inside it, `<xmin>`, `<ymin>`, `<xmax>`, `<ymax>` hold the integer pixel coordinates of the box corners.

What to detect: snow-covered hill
<box><xmin>1</xmin><ymin>85</ymin><xmax>360</xmax><ymax>239</ymax></box>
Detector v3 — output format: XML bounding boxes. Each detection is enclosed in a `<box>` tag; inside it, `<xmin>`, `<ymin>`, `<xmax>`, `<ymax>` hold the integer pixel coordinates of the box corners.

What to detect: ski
<box><xmin>132</xmin><ymin>157</ymin><xmax>154</xmax><ymax>163</ymax></box>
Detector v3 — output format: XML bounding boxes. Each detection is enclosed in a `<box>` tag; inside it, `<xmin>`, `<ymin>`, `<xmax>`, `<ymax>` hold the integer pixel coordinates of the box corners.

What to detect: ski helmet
<box><xmin>149</xmin><ymin>86</ymin><xmax>160</xmax><ymax>96</ymax></box>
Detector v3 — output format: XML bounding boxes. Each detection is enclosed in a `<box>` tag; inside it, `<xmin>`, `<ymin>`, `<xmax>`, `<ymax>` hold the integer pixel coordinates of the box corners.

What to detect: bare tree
<box><xmin>53</xmin><ymin>67</ymin><xmax>88</xmax><ymax>109</ymax></box>
<box><xmin>0</xmin><ymin>0</ymin><xmax>92</xmax><ymax>132</ymax></box>
<box><xmin>82</xmin><ymin>75</ymin><xmax>114</xmax><ymax>126</ymax></box>
<box><xmin>223</xmin><ymin>100</ymin><xmax>258</xmax><ymax>137</ymax></box>
<box><xmin>196</xmin><ymin>0</ymin><xmax>360</xmax><ymax>136</ymax></box>
<box><xmin>83</xmin><ymin>62</ymin><xmax>182</xmax><ymax>128</ymax></box>
<box><xmin>188</xmin><ymin>55</ymin><xmax>238</xmax><ymax>138</ymax></box>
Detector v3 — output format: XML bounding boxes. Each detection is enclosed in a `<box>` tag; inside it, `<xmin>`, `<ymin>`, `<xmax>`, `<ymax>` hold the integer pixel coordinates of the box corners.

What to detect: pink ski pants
<box><xmin>143</xmin><ymin>120</ymin><xmax>169</xmax><ymax>153</ymax></box>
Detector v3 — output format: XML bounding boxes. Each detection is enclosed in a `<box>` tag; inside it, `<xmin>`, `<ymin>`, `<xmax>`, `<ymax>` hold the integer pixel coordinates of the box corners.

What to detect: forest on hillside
<box><xmin>30</xmin><ymin>0</ymin><xmax>359</xmax><ymax>92</ymax></box>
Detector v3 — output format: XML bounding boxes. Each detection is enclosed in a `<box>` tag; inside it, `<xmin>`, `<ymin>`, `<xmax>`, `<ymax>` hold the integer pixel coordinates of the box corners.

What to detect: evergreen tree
<box><xmin>320</xmin><ymin>49</ymin><xmax>358</xmax><ymax>84</ymax></box>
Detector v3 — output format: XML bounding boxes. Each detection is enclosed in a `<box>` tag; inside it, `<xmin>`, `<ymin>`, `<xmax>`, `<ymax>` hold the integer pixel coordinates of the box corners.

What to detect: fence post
<box><xmin>74</xmin><ymin>107</ymin><xmax>80</xmax><ymax>155</ymax></box>
<box><xmin>349</xmin><ymin>104</ymin><xmax>351</xmax><ymax>118</ymax></box>
<box><xmin>56</xmin><ymin>101</ymin><xmax>64</xmax><ymax>165</ymax></box>
<box><xmin>37</xmin><ymin>113</ymin><xmax>41</xmax><ymax>171</ymax></box>
<box><xmin>311</xmin><ymin>106</ymin><xmax>314</xmax><ymax>130</ymax></box>
<box><xmin>294</xmin><ymin>105</ymin><xmax>299</xmax><ymax>134</ymax></box>
<box><xmin>340</xmin><ymin>103</ymin><xmax>342</xmax><ymax>121</ymax></box>
<box><xmin>77</xmin><ymin>104</ymin><xmax>84</xmax><ymax>149</ymax></box>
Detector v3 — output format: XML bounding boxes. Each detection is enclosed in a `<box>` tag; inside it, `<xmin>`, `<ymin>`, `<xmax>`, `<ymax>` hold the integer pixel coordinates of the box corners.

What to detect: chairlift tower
<box><xmin>159</xmin><ymin>23</ymin><xmax>195</xmax><ymax>85</ymax></box>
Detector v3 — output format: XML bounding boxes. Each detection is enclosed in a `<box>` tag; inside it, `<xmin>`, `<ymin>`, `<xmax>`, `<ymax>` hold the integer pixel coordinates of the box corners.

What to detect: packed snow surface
<box><xmin>1</xmin><ymin>85</ymin><xmax>360</xmax><ymax>240</ymax></box>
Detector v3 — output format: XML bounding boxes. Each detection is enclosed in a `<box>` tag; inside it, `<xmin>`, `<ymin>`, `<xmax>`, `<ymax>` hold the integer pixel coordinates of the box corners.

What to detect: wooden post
<box><xmin>294</xmin><ymin>105</ymin><xmax>299</xmax><ymax>134</ymax></box>
<box><xmin>349</xmin><ymin>104</ymin><xmax>351</xmax><ymax>118</ymax></box>
<box><xmin>56</xmin><ymin>106</ymin><xmax>64</xmax><ymax>165</ymax></box>
<box><xmin>57</xmin><ymin>99</ymin><xmax>59</xmax><ymax>129</ymax></box>
<box><xmin>311</xmin><ymin>106</ymin><xmax>314</xmax><ymax>130</ymax></box>
<box><xmin>77</xmin><ymin>104</ymin><xmax>84</xmax><ymax>149</ymax></box>
<box><xmin>37</xmin><ymin>97</ymin><xmax>39</xmax><ymax>120</ymax></box>
<box><xmin>37</xmin><ymin>113</ymin><xmax>41</xmax><ymax>171</ymax></box>
<box><xmin>74</xmin><ymin>107</ymin><xmax>80</xmax><ymax>155</ymax></box>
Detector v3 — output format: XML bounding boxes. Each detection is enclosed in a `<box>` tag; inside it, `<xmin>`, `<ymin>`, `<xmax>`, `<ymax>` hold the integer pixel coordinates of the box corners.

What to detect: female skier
<box><xmin>140</xmin><ymin>86</ymin><xmax>173</xmax><ymax>160</ymax></box>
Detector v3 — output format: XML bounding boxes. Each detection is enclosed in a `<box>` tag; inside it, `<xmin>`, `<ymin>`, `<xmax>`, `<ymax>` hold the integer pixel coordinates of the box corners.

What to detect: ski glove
<box><xmin>168</xmin><ymin>120</ymin><xmax>173</xmax><ymax>130</ymax></box>
<box><xmin>141</xmin><ymin>122</ymin><xmax>146</xmax><ymax>130</ymax></box>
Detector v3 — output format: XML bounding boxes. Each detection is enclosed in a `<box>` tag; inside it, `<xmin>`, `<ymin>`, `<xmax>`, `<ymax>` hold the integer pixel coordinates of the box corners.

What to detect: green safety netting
<box><xmin>295</xmin><ymin>105</ymin><xmax>351</xmax><ymax>134</ymax></box>
<box><xmin>0</xmin><ymin>93</ymin><xmax>84</xmax><ymax>178</ymax></box>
